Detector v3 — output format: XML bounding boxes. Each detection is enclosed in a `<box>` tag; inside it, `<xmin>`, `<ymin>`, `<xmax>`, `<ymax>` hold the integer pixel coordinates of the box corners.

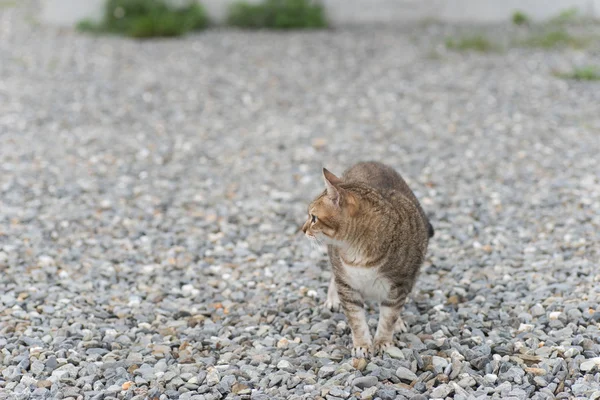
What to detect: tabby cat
<box><xmin>302</xmin><ymin>161</ymin><xmax>434</xmax><ymax>357</ymax></box>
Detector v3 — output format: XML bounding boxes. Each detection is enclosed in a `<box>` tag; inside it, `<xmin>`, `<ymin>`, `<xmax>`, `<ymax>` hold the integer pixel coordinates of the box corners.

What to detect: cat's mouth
<box><xmin>305</xmin><ymin>232</ymin><xmax>326</xmax><ymax>249</ymax></box>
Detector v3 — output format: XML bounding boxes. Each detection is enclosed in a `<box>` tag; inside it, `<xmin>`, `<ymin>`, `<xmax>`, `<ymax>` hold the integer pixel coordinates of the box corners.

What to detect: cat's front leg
<box><xmin>374</xmin><ymin>285</ymin><xmax>409</xmax><ymax>354</ymax></box>
<box><xmin>324</xmin><ymin>276</ymin><xmax>341</xmax><ymax>311</ymax></box>
<box><xmin>336</xmin><ymin>279</ymin><xmax>372</xmax><ymax>357</ymax></box>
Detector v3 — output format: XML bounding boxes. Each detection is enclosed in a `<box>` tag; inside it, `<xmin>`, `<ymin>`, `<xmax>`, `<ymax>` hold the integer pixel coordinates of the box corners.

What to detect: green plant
<box><xmin>512</xmin><ymin>11</ymin><xmax>530</xmax><ymax>25</ymax></box>
<box><xmin>77</xmin><ymin>0</ymin><xmax>209</xmax><ymax>38</ymax></box>
<box><xmin>77</xmin><ymin>19</ymin><xmax>100</xmax><ymax>32</ymax></box>
<box><xmin>521</xmin><ymin>29</ymin><xmax>587</xmax><ymax>48</ymax></box>
<box><xmin>227</xmin><ymin>0</ymin><xmax>327</xmax><ymax>29</ymax></box>
<box><xmin>556</xmin><ymin>66</ymin><xmax>600</xmax><ymax>81</ymax></box>
<box><xmin>548</xmin><ymin>8</ymin><xmax>578</xmax><ymax>25</ymax></box>
<box><xmin>445</xmin><ymin>35</ymin><xmax>498</xmax><ymax>52</ymax></box>
<box><xmin>127</xmin><ymin>13</ymin><xmax>183</xmax><ymax>37</ymax></box>
<box><xmin>227</xmin><ymin>2</ymin><xmax>269</xmax><ymax>28</ymax></box>
<box><xmin>0</xmin><ymin>0</ymin><xmax>17</xmax><ymax>8</ymax></box>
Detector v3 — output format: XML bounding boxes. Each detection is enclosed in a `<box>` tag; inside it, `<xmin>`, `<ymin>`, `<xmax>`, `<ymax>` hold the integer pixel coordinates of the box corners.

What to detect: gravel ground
<box><xmin>1</xmin><ymin>2</ymin><xmax>600</xmax><ymax>400</ymax></box>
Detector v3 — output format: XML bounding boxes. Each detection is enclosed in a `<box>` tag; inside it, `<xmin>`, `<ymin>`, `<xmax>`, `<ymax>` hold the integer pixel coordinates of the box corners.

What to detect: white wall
<box><xmin>324</xmin><ymin>0</ymin><xmax>600</xmax><ymax>23</ymax></box>
<box><xmin>41</xmin><ymin>0</ymin><xmax>105</xmax><ymax>26</ymax></box>
<box><xmin>436</xmin><ymin>0</ymin><xmax>600</xmax><ymax>22</ymax></box>
<box><xmin>40</xmin><ymin>0</ymin><xmax>600</xmax><ymax>27</ymax></box>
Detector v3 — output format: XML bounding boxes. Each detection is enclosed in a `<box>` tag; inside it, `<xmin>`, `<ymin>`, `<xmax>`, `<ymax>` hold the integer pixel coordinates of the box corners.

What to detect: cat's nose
<box><xmin>301</xmin><ymin>220</ymin><xmax>309</xmax><ymax>233</ymax></box>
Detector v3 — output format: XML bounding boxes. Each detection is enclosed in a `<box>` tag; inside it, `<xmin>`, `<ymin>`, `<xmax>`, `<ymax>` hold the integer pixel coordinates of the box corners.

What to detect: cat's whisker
<box><xmin>315</xmin><ymin>237</ymin><xmax>325</xmax><ymax>248</ymax></box>
<box><xmin>308</xmin><ymin>234</ymin><xmax>324</xmax><ymax>250</ymax></box>
<box><xmin>308</xmin><ymin>236</ymin><xmax>319</xmax><ymax>252</ymax></box>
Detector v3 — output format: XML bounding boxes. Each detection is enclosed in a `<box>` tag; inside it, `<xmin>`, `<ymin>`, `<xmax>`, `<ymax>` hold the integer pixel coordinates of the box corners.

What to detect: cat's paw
<box><xmin>394</xmin><ymin>318</ymin><xmax>408</xmax><ymax>333</ymax></box>
<box><xmin>351</xmin><ymin>345</ymin><xmax>372</xmax><ymax>359</ymax></box>
<box><xmin>324</xmin><ymin>297</ymin><xmax>341</xmax><ymax>312</ymax></box>
<box><xmin>374</xmin><ymin>340</ymin><xmax>394</xmax><ymax>355</ymax></box>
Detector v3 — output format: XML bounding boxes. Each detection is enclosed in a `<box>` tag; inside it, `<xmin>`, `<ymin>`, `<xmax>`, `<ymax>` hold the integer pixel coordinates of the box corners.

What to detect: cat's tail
<box><xmin>428</xmin><ymin>222</ymin><xmax>435</xmax><ymax>238</ymax></box>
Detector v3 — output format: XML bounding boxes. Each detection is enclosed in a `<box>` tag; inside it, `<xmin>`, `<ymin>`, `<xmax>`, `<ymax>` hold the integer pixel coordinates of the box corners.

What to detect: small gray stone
<box><xmin>196</xmin><ymin>371</ymin><xmax>207</xmax><ymax>385</ymax></box>
<box><xmin>395</xmin><ymin>366</ymin><xmax>417</xmax><ymax>382</ymax></box>
<box><xmin>458</xmin><ymin>376</ymin><xmax>476</xmax><ymax>388</ymax></box>
<box><xmin>352</xmin><ymin>375</ymin><xmax>379</xmax><ymax>389</ymax></box>
<box><xmin>328</xmin><ymin>387</ymin><xmax>349</xmax><ymax>399</ymax></box>
<box><xmin>470</xmin><ymin>356</ymin><xmax>490</xmax><ymax>371</ymax></box>
<box><xmin>361</xmin><ymin>386</ymin><xmax>378</xmax><ymax>400</ymax></box>
<box><xmin>277</xmin><ymin>359</ymin><xmax>294</xmax><ymax>372</ymax></box>
<box><xmin>564</xmin><ymin>348</ymin><xmax>579</xmax><ymax>358</ymax></box>
<box><xmin>432</xmin><ymin>356</ymin><xmax>449</xmax><ymax>369</ymax></box>
<box><xmin>30</xmin><ymin>360</ymin><xmax>45</xmax><ymax>375</ymax></box>
<box><xmin>219</xmin><ymin>374</ymin><xmax>236</xmax><ymax>392</ymax></box>
<box><xmin>318</xmin><ymin>365</ymin><xmax>336</xmax><ymax>379</ymax></box>
<box><xmin>376</xmin><ymin>388</ymin><xmax>396</xmax><ymax>400</ymax></box>
<box><xmin>45</xmin><ymin>357</ymin><xmax>58</xmax><ymax>371</ymax></box>
<box><xmin>508</xmin><ymin>387</ymin><xmax>529</xmax><ymax>399</ymax></box>
<box><xmin>534</xmin><ymin>376</ymin><xmax>548</xmax><ymax>387</ymax></box>
<box><xmin>31</xmin><ymin>388</ymin><xmax>50</xmax><ymax>398</ymax></box>
<box><xmin>304</xmin><ymin>384</ymin><xmax>316</xmax><ymax>393</ymax></box>
<box><xmin>206</xmin><ymin>368</ymin><xmax>220</xmax><ymax>386</ymax></box>
<box><xmin>126</xmin><ymin>352</ymin><xmax>143</xmax><ymax>363</ymax></box>
<box><xmin>430</xmin><ymin>383</ymin><xmax>453</xmax><ymax>398</ymax></box>
<box><xmin>20</xmin><ymin>375</ymin><xmax>37</xmax><ymax>387</ymax></box>
<box><xmin>384</xmin><ymin>346</ymin><xmax>405</xmax><ymax>360</ymax></box>
<box><xmin>3</xmin><ymin>365</ymin><xmax>23</xmax><ymax>381</ymax></box>
<box><xmin>499</xmin><ymin>367</ymin><xmax>525</xmax><ymax>383</ymax></box>
<box><xmin>2</xmin><ymin>366</ymin><xmax>21</xmax><ymax>381</ymax></box>
<box><xmin>580</xmin><ymin>357</ymin><xmax>600</xmax><ymax>372</ymax></box>
<box><xmin>87</xmin><ymin>348</ymin><xmax>109</xmax><ymax>355</ymax></box>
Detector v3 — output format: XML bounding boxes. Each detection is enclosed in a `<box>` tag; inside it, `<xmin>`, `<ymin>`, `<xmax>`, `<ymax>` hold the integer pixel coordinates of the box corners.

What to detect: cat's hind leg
<box><xmin>374</xmin><ymin>284</ymin><xmax>409</xmax><ymax>354</ymax></box>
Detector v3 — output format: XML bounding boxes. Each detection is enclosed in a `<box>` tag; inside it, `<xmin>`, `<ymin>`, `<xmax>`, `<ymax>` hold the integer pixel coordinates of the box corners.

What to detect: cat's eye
<box><xmin>311</xmin><ymin>214</ymin><xmax>317</xmax><ymax>223</ymax></box>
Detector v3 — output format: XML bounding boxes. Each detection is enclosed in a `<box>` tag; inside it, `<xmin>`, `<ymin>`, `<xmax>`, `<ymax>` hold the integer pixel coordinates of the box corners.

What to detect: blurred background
<box><xmin>1</xmin><ymin>1</ymin><xmax>599</xmax><ymax>399</ymax></box>
<box><xmin>39</xmin><ymin>0</ymin><xmax>600</xmax><ymax>26</ymax></box>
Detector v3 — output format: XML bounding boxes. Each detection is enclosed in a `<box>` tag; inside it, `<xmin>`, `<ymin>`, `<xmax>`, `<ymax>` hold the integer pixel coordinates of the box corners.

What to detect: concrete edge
<box><xmin>40</xmin><ymin>0</ymin><xmax>600</xmax><ymax>27</ymax></box>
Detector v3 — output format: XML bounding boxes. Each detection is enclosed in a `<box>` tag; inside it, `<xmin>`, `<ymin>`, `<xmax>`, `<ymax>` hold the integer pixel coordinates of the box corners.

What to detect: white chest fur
<box><xmin>341</xmin><ymin>262</ymin><xmax>390</xmax><ymax>302</ymax></box>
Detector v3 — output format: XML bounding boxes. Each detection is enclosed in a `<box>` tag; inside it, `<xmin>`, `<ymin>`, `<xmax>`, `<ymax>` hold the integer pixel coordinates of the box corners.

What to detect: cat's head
<box><xmin>301</xmin><ymin>168</ymin><xmax>358</xmax><ymax>244</ymax></box>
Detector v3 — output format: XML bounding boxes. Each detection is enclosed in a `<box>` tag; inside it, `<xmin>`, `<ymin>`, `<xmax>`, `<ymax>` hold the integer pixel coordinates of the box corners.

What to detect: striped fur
<box><xmin>302</xmin><ymin>161</ymin><xmax>433</xmax><ymax>357</ymax></box>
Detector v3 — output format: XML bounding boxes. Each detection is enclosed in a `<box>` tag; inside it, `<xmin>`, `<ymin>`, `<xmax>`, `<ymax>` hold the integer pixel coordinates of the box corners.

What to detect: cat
<box><xmin>302</xmin><ymin>161</ymin><xmax>434</xmax><ymax>357</ymax></box>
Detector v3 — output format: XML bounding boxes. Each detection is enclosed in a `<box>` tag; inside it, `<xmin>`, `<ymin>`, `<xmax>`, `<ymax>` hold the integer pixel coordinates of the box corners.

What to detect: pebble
<box><xmin>361</xmin><ymin>386</ymin><xmax>378</xmax><ymax>400</ymax></box>
<box><xmin>580</xmin><ymin>358</ymin><xmax>600</xmax><ymax>372</ymax></box>
<box><xmin>458</xmin><ymin>376</ymin><xmax>477</xmax><ymax>388</ymax></box>
<box><xmin>352</xmin><ymin>376</ymin><xmax>379</xmax><ymax>389</ymax></box>
<box><xmin>396</xmin><ymin>366</ymin><xmax>417</xmax><ymax>382</ymax></box>
<box><xmin>432</xmin><ymin>356</ymin><xmax>449</xmax><ymax>369</ymax></box>
<box><xmin>430</xmin><ymin>383</ymin><xmax>453</xmax><ymax>398</ymax></box>
<box><xmin>530</xmin><ymin>304</ymin><xmax>545</xmax><ymax>317</ymax></box>
<box><xmin>376</xmin><ymin>388</ymin><xmax>397</xmax><ymax>400</ymax></box>
<box><xmin>206</xmin><ymin>368</ymin><xmax>219</xmax><ymax>386</ymax></box>
<box><xmin>384</xmin><ymin>346</ymin><xmax>405</xmax><ymax>360</ymax></box>
<box><xmin>2</xmin><ymin>366</ymin><xmax>21</xmax><ymax>381</ymax></box>
<box><xmin>277</xmin><ymin>360</ymin><xmax>294</xmax><ymax>372</ymax></box>
<box><xmin>30</xmin><ymin>361</ymin><xmax>45</xmax><ymax>375</ymax></box>
<box><xmin>318</xmin><ymin>365</ymin><xmax>337</xmax><ymax>379</ymax></box>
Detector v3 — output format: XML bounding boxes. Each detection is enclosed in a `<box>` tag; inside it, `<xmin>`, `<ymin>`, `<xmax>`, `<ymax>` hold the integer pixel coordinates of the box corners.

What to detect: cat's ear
<box><xmin>323</xmin><ymin>168</ymin><xmax>342</xmax><ymax>206</ymax></box>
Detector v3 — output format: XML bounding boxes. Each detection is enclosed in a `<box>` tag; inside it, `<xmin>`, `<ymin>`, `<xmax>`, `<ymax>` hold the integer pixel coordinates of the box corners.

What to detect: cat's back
<box><xmin>343</xmin><ymin>161</ymin><xmax>433</xmax><ymax>237</ymax></box>
<box><xmin>342</xmin><ymin>161</ymin><xmax>416</xmax><ymax>203</ymax></box>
